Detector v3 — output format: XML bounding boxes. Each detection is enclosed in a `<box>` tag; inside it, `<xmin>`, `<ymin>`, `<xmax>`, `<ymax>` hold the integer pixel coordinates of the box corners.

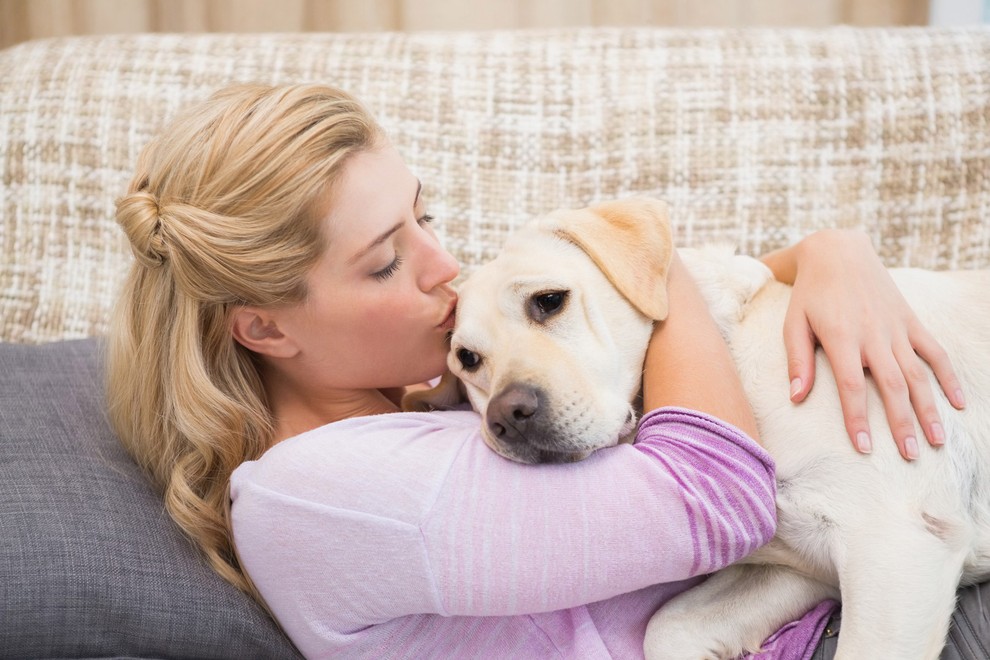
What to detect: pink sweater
<box><xmin>230</xmin><ymin>407</ymin><xmax>827</xmax><ymax>659</ymax></box>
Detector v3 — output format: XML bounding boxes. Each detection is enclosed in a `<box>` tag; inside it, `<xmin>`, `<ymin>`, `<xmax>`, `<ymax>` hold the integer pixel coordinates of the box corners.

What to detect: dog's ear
<box><xmin>401</xmin><ymin>370</ymin><xmax>468</xmax><ymax>412</ymax></box>
<box><xmin>539</xmin><ymin>196</ymin><xmax>673</xmax><ymax>321</ymax></box>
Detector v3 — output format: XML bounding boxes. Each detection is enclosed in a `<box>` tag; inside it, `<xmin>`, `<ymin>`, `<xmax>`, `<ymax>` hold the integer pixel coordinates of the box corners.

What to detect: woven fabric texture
<box><xmin>1</xmin><ymin>27</ymin><xmax>989</xmax><ymax>343</ymax></box>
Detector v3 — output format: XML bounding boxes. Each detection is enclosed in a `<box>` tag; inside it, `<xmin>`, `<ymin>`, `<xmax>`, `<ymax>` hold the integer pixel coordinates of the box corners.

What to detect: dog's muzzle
<box><xmin>484</xmin><ymin>383</ymin><xmax>591</xmax><ymax>464</ymax></box>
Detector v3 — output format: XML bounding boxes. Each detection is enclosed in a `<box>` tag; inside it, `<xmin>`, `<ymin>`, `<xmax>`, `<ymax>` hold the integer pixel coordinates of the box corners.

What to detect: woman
<box><xmin>108</xmin><ymin>83</ymin><xmax>964</xmax><ymax>658</ymax></box>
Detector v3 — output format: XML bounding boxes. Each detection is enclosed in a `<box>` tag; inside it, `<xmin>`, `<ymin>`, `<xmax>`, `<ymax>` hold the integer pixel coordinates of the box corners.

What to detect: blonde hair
<box><xmin>107</xmin><ymin>83</ymin><xmax>384</xmax><ymax>599</ymax></box>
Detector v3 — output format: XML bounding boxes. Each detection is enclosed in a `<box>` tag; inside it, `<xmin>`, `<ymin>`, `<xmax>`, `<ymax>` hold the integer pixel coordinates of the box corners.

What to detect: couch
<box><xmin>1</xmin><ymin>27</ymin><xmax>989</xmax><ymax>659</ymax></box>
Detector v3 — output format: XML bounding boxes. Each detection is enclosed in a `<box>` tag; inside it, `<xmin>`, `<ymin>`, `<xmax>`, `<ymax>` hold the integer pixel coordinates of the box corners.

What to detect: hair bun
<box><xmin>116</xmin><ymin>190</ymin><xmax>169</xmax><ymax>268</ymax></box>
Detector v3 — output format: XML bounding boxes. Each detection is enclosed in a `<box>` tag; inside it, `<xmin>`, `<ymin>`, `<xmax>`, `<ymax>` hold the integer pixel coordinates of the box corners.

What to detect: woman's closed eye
<box><xmin>373</xmin><ymin>255</ymin><xmax>404</xmax><ymax>281</ymax></box>
<box><xmin>371</xmin><ymin>214</ymin><xmax>435</xmax><ymax>281</ymax></box>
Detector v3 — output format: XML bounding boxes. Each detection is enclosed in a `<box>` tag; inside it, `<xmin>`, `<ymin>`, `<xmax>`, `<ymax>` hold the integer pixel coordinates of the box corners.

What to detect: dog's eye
<box><xmin>536</xmin><ymin>292</ymin><xmax>565</xmax><ymax>313</ymax></box>
<box><xmin>456</xmin><ymin>348</ymin><xmax>481</xmax><ymax>371</ymax></box>
<box><xmin>529</xmin><ymin>290</ymin><xmax>569</xmax><ymax>322</ymax></box>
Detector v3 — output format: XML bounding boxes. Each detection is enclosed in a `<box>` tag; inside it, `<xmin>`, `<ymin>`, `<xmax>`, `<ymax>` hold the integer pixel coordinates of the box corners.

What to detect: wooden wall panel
<box><xmin>0</xmin><ymin>0</ymin><xmax>932</xmax><ymax>51</ymax></box>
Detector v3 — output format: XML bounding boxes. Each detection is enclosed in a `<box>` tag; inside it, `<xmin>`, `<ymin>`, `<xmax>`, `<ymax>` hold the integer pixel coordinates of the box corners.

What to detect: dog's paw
<box><xmin>644</xmin><ymin>592</ymin><xmax>762</xmax><ymax>660</ymax></box>
<box><xmin>400</xmin><ymin>371</ymin><xmax>468</xmax><ymax>412</ymax></box>
<box><xmin>643</xmin><ymin>630</ymin><xmax>759</xmax><ymax>660</ymax></box>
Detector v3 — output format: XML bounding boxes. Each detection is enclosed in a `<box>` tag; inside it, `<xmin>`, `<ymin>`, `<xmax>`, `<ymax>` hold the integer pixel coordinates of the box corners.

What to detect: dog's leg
<box><xmin>831</xmin><ymin>520</ymin><xmax>967</xmax><ymax>660</ymax></box>
<box><xmin>644</xmin><ymin>564</ymin><xmax>836</xmax><ymax>660</ymax></box>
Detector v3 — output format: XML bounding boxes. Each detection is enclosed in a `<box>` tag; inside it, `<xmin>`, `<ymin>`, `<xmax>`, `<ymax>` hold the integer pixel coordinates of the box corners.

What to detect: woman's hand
<box><xmin>761</xmin><ymin>229</ymin><xmax>966</xmax><ymax>460</ymax></box>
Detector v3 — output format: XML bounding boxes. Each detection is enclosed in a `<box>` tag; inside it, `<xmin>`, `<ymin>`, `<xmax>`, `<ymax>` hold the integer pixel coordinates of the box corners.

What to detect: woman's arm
<box><xmin>761</xmin><ymin>229</ymin><xmax>966</xmax><ymax>460</ymax></box>
<box><xmin>643</xmin><ymin>250</ymin><xmax>760</xmax><ymax>441</ymax></box>
<box><xmin>230</xmin><ymin>407</ymin><xmax>774</xmax><ymax>634</ymax></box>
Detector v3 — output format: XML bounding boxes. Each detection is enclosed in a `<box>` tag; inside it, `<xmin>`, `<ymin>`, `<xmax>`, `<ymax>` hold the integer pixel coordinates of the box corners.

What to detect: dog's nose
<box><xmin>487</xmin><ymin>384</ymin><xmax>541</xmax><ymax>442</ymax></box>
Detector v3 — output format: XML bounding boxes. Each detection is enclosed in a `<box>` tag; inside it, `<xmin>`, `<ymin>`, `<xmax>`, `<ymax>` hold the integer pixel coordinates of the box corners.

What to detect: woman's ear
<box><xmin>230</xmin><ymin>307</ymin><xmax>299</xmax><ymax>358</ymax></box>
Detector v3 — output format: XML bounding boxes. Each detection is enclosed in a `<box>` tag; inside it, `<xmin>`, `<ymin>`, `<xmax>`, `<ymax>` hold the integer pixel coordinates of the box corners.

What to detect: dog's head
<box><xmin>403</xmin><ymin>197</ymin><xmax>673</xmax><ymax>463</ymax></box>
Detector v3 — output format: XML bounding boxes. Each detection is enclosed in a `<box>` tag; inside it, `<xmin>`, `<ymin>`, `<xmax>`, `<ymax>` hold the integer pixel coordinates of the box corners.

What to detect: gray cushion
<box><xmin>0</xmin><ymin>338</ymin><xmax>301</xmax><ymax>659</ymax></box>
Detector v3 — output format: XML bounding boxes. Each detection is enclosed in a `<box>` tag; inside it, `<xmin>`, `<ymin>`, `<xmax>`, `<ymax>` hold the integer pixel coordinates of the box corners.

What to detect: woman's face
<box><xmin>273</xmin><ymin>144</ymin><xmax>460</xmax><ymax>390</ymax></box>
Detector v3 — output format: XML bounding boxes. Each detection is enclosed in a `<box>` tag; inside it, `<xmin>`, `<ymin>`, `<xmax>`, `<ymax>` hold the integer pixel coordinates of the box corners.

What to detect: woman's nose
<box><xmin>418</xmin><ymin>236</ymin><xmax>460</xmax><ymax>292</ymax></box>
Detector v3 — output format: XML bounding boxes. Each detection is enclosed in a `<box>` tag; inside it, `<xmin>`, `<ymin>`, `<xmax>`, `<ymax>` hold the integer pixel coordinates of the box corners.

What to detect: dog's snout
<box><xmin>487</xmin><ymin>384</ymin><xmax>541</xmax><ymax>441</ymax></box>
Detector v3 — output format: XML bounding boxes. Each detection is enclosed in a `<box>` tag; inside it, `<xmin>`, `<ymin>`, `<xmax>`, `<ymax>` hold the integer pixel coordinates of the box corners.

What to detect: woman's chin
<box><xmin>402</xmin><ymin>351</ymin><xmax>448</xmax><ymax>388</ymax></box>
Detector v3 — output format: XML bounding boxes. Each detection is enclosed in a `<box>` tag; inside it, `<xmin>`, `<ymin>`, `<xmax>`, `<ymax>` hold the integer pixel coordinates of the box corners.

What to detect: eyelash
<box><xmin>371</xmin><ymin>213</ymin><xmax>435</xmax><ymax>281</ymax></box>
<box><xmin>374</xmin><ymin>255</ymin><xmax>404</xmax><ymax>281</ymax></box>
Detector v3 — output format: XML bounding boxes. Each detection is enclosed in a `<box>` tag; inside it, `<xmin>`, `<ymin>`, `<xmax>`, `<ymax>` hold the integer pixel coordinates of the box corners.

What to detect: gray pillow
<box><xmin>0</xmin><ymin>338</ymin><xmax>301</xmax><ymax>659</ymax></box>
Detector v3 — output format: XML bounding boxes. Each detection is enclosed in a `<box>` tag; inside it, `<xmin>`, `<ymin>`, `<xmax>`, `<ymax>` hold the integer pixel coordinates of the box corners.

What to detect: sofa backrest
<box><xmin>2</xmin><ymin>28</ymin><xmax>989</xmax><ymax>344</ymax></box>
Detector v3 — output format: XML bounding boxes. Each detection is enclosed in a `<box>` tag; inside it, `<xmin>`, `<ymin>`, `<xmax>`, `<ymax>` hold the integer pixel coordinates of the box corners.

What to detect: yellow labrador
<box><xmin>403</xmin><ymin>197</ymin><xmax>990</xmax><ymax>659</ymax></box>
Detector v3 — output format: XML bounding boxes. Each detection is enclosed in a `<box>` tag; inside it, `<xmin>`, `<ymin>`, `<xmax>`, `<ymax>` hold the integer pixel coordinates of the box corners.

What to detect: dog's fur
<box><xmin>403</xmin><ymin>197</ymin><xmax>990</xmax><ymax>659</ymax></box>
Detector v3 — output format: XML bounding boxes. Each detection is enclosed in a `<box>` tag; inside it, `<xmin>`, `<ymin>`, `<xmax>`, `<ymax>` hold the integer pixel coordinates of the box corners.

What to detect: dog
<box><xmin>403</xmin><ymin>197</ymin><xmax>990</xmax><ymax>659</ymax></box>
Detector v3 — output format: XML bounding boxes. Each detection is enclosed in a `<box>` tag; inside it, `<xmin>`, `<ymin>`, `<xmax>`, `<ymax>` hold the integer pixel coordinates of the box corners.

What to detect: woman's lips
<box><xmin>439</xmin><ymin>306</ymin><xmax>456</xmax><ymax>331</ymax></box>
<box><xmin>438</xmin><ymin>297</ymin><xmax>457</xmax><ymax>331</ymax></box>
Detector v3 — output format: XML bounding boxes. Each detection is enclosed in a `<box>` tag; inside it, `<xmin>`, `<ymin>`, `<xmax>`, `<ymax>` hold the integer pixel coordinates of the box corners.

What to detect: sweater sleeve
<box><xmin>632</xmin><ymin>407</ymin><xmax>777</xmax><ymax>577</ymax></box>
<box><xmin>422</xmin><ymin>406</ymin><xmax>776</xmax><ymax>617</ymax></box>
<box><xmin>230</xmin><ymin>406</ymin><xmax>775</xmax><ymax>639</ymax></box>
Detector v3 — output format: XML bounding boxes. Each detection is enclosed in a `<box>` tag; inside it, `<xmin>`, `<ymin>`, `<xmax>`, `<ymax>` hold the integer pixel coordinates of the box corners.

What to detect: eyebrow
<box><xmin>347</xmin><ymin>180</ymin><xmax>423</xmax><ymax>265</ymax></box>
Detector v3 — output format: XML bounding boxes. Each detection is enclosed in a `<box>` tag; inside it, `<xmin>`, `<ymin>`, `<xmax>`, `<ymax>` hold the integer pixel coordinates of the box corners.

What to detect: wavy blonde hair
<box><xmin>107</xmin><ymin>83</ymin><xmax>384</xmax><ymax>599</ymax></box>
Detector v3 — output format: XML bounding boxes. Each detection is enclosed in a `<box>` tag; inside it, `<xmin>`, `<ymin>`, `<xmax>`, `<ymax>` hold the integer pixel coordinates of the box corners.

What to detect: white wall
<box><xmin>929</xmin><ymin>0</ymin><xmax>990</xmax><ymax>24</ymax></box>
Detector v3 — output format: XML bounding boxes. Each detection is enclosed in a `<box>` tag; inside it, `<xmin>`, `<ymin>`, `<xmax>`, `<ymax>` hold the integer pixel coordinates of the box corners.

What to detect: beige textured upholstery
<box><xmin>2</xmin><ymin>28</ymin><xmax>989</xmax><ymax>344</ymax></box>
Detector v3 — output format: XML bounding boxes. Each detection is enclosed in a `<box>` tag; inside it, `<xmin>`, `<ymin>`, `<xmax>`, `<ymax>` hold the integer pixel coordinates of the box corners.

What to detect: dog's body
<box><xmin>648</xmin><ymin>251</ymin><xmax>990</xmax><ymax>659</ymax></box>
<box><xmin>404</xmin><ymin>198</ymin><xmax>990</xmax><ymax>658</ymax></box>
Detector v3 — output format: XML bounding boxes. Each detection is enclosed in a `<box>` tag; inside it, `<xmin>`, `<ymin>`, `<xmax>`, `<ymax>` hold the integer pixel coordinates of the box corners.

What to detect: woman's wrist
<box><xmin>763</xmin><ymin>229</ymin><xmax>874</xmax><ymax>285</ymax></box>
<box><xmin>760</xmin><ymin>243</ymin><xmax>798</xmax><ymax>284</ymax></box>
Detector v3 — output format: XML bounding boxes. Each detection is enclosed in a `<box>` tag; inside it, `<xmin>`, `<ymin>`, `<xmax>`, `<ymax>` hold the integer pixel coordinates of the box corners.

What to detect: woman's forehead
<box><xmin>319</xmin><ymin>148</ymin><xmax>420</xmax><ymax>247</ymax></box>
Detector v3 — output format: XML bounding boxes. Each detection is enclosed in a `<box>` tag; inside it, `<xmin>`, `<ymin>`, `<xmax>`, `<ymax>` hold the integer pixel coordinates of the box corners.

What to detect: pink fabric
<box><xmin>748</xmin><ymin>600</ymin><xmax>840</xmax><ymax>660</ymax></box>
<box><xmin>230</xmin><ymin>407</ymin><xmax>822</xmax><ymax>659</ymax></box>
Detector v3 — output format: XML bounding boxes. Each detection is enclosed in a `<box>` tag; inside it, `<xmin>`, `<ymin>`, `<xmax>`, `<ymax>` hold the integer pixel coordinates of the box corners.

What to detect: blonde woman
<box><xmin>108</xmin><ymin>83</ymin><xmax>965</xmax><ymax>658</ymax></box>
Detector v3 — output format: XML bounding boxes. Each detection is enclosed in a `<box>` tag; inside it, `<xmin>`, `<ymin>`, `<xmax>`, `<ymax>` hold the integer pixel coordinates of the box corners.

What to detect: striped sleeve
<box><xmin>231</xmin><ymin>406</ymin><xmax>779</xmax><ymax>636</ymax></box>
<box><xmin>422</xmin><ymin>406</ymin><xmax>777</xmax><ymax>616</ymax></box>
<box><xmin>633</xmin><ymin>406</ymin><xmax>777</xmax><ymax>575</ymax></box>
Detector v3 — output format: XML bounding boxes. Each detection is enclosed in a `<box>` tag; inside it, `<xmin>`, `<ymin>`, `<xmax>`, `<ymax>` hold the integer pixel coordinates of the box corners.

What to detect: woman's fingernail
<box><xmin>789</xmin><ymin>378</ymin><xmax>802</xmax><ymax>399</ymax></box>
<box><xmin>905</xmin><ymin>436</ymin><xmax>919</xmax><ymax>460</ymax></box>
<box><xmin>931</xmin><ymin>422</ymin><xmax>945</xmax><ymax>446</ymax></box>
<box><xmin>856</xmin><ymin>431</ymin><xmax>872</xmax><ymax>453</ymax></box>
<box><xmin>955</xmin><ymin>389</ymin><xmax>966</xmax><ymax>408</ymax></box>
